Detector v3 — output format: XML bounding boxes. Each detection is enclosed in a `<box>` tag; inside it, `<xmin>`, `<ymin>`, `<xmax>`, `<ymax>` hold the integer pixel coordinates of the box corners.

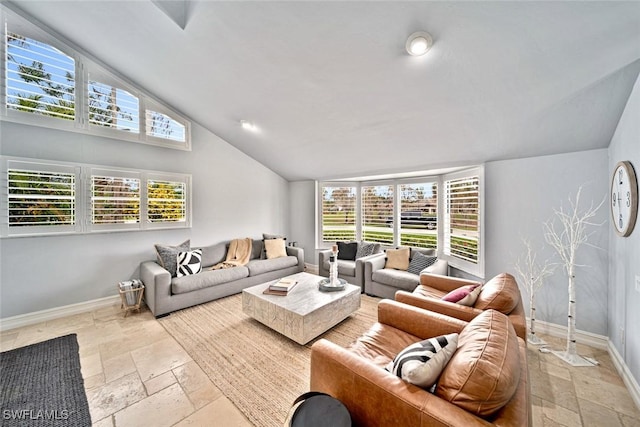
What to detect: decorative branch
<box><xmin>514</xmin><ymin>238</ymin><xmax>555</xmax><ymax>345</ymax></box>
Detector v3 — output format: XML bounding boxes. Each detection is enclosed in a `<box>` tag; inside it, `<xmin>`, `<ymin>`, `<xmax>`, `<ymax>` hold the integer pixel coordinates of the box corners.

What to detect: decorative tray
<box><xmin>318</xmin><ymin>278</ymin><xmax>346</xmax><ymax>292</ymax></box>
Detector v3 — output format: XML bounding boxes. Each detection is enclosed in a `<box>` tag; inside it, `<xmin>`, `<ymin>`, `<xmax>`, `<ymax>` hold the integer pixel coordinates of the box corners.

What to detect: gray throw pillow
<box><xmin>155</xmin><ymin>239</ymin><xmax>190</xmax><ymax>277</ymax></box>
<box><xmin>355</xmin><ymin>241</ymin><xmax>379</xmax><ymax>259</ymax></box>
<box><xmin>407</xmin><ymin>252</ymin><xmax>437</xmax><ymax>275</ymax></box>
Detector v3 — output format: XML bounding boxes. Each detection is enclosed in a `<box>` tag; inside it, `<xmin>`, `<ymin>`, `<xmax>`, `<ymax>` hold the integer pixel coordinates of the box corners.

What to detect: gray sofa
<box><xmin>140</xmin><ymin>238</ymin><xmax>304</xmax><ymax>317</ymax></box>
<box><xmin>318</xmin><ymin>242</ymin><xmax>383</xmax><ymax>291</ymax></box>
<box><xmin>363</xmin><ymin>248</ymin><xmax>448</xmax><ymax>299</ymax></box>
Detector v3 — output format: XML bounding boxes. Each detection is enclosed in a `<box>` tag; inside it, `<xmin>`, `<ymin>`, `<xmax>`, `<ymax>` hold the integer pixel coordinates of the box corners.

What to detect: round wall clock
<box><xmin>610</xmin><ymin>161</ymin><xmax>638</xmax><ymax>237</ymax></box>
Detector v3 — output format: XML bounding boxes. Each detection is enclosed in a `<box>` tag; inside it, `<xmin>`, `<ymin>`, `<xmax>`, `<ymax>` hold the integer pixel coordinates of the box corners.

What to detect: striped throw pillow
<box><xmin>177</xmin><ymin>249</ymin><xmax>202</xmax><ymax>277</ymax></box>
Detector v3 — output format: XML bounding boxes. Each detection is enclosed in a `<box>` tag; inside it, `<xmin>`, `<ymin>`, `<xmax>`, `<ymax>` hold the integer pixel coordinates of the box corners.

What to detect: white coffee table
<box><xmin>242</xmin><ymin>272</ymin><xmax>361</xmax><ymax>345</ymax></box>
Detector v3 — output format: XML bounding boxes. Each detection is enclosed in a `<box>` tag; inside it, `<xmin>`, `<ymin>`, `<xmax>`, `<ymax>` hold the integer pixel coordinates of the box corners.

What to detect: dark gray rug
<box><xmin>0</xmin><ymin>334</ymin><xmax>92</xmax><ymax>427</ymax></box>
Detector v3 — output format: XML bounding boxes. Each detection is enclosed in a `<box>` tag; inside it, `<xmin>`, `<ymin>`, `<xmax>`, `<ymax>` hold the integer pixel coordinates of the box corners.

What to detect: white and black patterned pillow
<box><xmin>177</xmin><ymin>249</ymin><xmax>202</xmax><ymax>277</ymax></box>
<box><xmin>385</xmin><ymin>333</ymin><xmax>458</xmax><ymax>389</ymax></box>
<box><xmin>355</xmin><ymin>241</ymin><xmax>378</xmax><ymax>259</ymax></box>
<box><xmin>407</xmin><ymin>252</ymin><xmax>437</xmax><ymax>275</ymax></box>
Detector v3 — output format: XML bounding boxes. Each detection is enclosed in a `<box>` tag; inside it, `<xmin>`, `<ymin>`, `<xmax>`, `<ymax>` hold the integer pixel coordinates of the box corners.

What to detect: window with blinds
<box><xmin>91</xmin><ymin>174</ymin><xmax>140</xmax><ymax>226</ymax></box>
<box><xmin>145</xmin><ymin>110</ymin><xmax>186</xmax><ymax>143</ymax></box>
<box><xmin>7</xmin><ymin>168</ymin><xmax>76</xmax><ymax>228</ymax></box>
<box><xmin>362</xmin><ymin>185</ymin><xmax>394</xmax><ymax>245</ymax></box>
<box><xmin>88</xmin><ymin>81</ymin><xmax>139</xmax><ymax>133</ymax></box>
<box><xmin>148</xmin><ymin>179</ymin><xmax>186</xmax><ymax>224</ymax></box>
<box><xmin>445</xmin><ymin>176</ymin><xmax>479</xmax><ymax>263</ymax></box>
<box><xmin>5</xmin><ymin>32</ymin><xmax>75</xmax><ymax>120</ymax></box>
<box><xmin>321</xmin><ymin>185</ymin><xmax>356</xmax><ymax>242</ymax></box>
<box><xmin>399</xmin><ymin>182</ymin><xmax>437</xmax><ymax>249</ymax></box>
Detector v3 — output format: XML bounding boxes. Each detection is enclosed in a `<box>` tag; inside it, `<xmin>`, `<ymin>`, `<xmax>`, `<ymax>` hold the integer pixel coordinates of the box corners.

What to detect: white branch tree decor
<box><xmin>514</xmin><ymin>238</ymin><xmax>555</xmax><ymax>345</ymax></box>
<box><xmin>543</xmin><ymin>187</ymin><xmax>603</xmax><ymax>366</ymax></box>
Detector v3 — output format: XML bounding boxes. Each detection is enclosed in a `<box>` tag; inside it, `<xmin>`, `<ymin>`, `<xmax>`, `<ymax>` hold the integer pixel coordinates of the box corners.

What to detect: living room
<box><xmin>0</xmin><ymin>1</ymin><xmax>639</xmax><ymax>426</ymax></box>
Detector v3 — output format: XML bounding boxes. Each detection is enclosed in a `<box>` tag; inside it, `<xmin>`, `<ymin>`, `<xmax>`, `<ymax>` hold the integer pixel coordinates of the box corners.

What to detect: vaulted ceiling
<box><xmin>8</xmin><ymin>1</ymin><xmax>640</xmax><ymax>181</ymax></box>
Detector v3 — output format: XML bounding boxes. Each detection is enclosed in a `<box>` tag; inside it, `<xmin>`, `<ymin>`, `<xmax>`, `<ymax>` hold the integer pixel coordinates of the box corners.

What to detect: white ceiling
<box><xmin>8</xmin><ymin>1</ymin><xmax>640</xmax><ymax>181</ymax></box>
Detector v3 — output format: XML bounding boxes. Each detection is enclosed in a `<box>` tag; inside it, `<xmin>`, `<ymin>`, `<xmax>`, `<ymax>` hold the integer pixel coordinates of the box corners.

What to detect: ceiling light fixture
<box><xmin>406</xmin><ymin>31</ymin><xmax>433</xmax><ymax>56</ymax></box>
<box><xmin>240</xmin><ymin>120</ymin><xmax>256</xmax><ymax>131</ymax></box>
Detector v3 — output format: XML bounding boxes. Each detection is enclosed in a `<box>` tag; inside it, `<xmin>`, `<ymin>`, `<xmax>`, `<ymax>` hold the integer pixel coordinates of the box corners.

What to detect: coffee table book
<box><xmin>263</xmin><ymin>277</ymin><xmax>298</xmax><ymax>295</ymax></box>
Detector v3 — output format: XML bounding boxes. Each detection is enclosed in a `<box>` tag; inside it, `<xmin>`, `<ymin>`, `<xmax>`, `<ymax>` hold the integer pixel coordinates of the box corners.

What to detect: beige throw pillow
<box><xmin>265</xmin><ymin>238</ymin><xmax>287</xmax><ymax>259</ymax></box>
<box><xmin>385</xmin><ymin>248</ymin><xmax>410</xmax><ymax>270</ymax></box>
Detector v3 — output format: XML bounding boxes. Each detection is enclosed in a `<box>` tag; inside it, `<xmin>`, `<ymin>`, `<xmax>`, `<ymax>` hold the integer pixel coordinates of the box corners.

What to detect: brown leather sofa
<box><xmin>395</xmin><ymin>272</ymin><xmax>527</xmax><ymax>339</ymax></box>
<box><xmin>310</xmin><ymin>300</ymin><xmax>530</xmax><ymax>426</ymax></box>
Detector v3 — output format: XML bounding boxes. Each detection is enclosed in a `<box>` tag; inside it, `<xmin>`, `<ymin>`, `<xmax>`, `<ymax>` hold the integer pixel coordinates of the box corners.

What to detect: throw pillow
<box><xmin>262</xmin><ymin>233</ymin><xmax>286</xmax><ymax>259</ymax></box>
<box><xmin>385</xmin><ymin>248</ymin><xmax>410</xmax><ymax>270</ymax></box>
<box><xmin>176</xmin><ymin>249</ymin><xmax>202</xmax><ymax>278</ymax></box>
<box><xmin>155</xmin><ymin>239</ymin><xmax>190</xmax><ymax>277</ymax></box>
<box><xmin>265</xmin><ymin>238</ymin><xmax>287</xmax><ymax>259</ymax></box>
<box><xmin>385</xmin><ymin>333</ymin><xmax>459</xmax><ymax>389</ymax></box>
<box><xmin>355</xmin><ymin>241</ymin><xmax>378</xmax><ymax>259</ymax></box>
<box><xmin>336</xmin><ymin>241</ymin><xmax>358</xmax><ymax>260</ymax></box>
<box><xmin>407</xmin><ymin>252</ymin><xmax>438</xmax><ymax>275</ymax></box>
<box><xmin>442</xmin><ymin>284</ymin><xmax>482</xmax><ymax>306</ymax></box>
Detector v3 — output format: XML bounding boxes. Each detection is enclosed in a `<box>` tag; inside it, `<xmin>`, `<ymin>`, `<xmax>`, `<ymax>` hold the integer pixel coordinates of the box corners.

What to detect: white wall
<box><xmin>608</xmin><ymin>73</ymin><xmax>640</xmax><ymax>384</ymax></box>
<box><xmin>288</xmin><ymin>180</ymin><xmax>316</xmax><ymax>265</ymax></box>
<box><xmin>0</xmin><ymin>121</ymin><xmax>289</xmax><ymax>318</ymax></box>
<box><xmin>485</xmin><ymin>149</ymin><xmax>609</xmax><ymax>335</ymax></box>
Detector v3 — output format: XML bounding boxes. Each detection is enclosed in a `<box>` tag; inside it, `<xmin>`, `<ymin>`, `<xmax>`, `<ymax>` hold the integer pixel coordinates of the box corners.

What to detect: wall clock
<box><xmin>610</xmin><ymin>161</ymin><xmax>638</xmax><ymax>237</ymax></box>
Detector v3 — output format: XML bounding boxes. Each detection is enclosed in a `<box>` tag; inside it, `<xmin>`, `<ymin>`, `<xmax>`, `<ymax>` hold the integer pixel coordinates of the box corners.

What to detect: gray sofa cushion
<box><xmin>322</xmin><ymin>259</ymin><xmax>357</xmax><ymax>277</ymax></box>
<box><xmin>251</xmin><ymin>239</ymin><xmax>264</xmax><ymax>260</ymax></box>
<box><xmin>372</xmin><ymin>269</ymin><xmax>420</xmax><ymax>292</ymax></box>
<box><xmin>197</xmin><ymin>242</ymin><xmax>227</xmax><ymax>268</ymax></box>
<box><xmin>247</xmin><ymin>256</ymin><xmax>298</xmax><ymax>276</ymax></box>
<box><xmin>171</xmin><ymin>266</ymin><xmax>249</xmax><ymax>294</ymax></box>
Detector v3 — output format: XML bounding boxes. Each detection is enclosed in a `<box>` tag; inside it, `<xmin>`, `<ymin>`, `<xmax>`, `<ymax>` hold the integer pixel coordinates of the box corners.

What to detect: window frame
<box><xmin>317</xmin><ymin>182</ymin><xmax>358</xmax><ymax>244</ymax></box>
<box><xmin>1</xmin><ymin>5</ymin><xmax>191</xmax><ymax>151</ymax></box>
<box><xmin>1</xmin><ymin>156</ymin><xmax>192</xmax><ymax>237</ymax></box>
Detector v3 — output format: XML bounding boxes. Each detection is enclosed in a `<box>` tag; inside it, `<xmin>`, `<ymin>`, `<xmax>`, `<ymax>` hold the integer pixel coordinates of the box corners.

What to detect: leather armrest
<box><xmin>395</xmin><ymin>291</ymin><xmax>482</xmax><ymax>323</ymax></box>
<box><xmin>377</xmin><ymin>299</ymin><xmax>467</xmax><ymax>338</ymax></box>
<box><xmin>419</xmin><ymin>274</ymin><xmax>483</xmax><ymax>293</ymax></box>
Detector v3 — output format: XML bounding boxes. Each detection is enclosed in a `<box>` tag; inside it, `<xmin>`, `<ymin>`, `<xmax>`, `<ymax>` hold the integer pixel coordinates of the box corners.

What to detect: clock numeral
<box><xmin>627</xmin><ymin>191</ymin><xmax>631</xmax><ymax>207</ymax></box>
<box><xmin>619</xmin><ymin>169</ymin><xmax>624</xmax><ymax>184</ymax></box>
<box><xmin>612</xmin><ymin>192</ymin><xmax>617</xmax><ymax>207</ymax></box>
<box><xmin>620</xmin><ymin>214</ymin><xmax>624</xmax><ymax>229</ymax></box>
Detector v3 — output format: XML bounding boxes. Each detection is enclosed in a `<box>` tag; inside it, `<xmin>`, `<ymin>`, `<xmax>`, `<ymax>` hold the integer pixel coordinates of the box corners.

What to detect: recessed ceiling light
<box><xmin>240</xmin><ymin>120</ymin><xmax>256</xmax><ymax>131</ymax></box>
<box><xmin>406</xmin><ymin>31</ymin><xmax>433</xmax><ymax>56</ymax></box>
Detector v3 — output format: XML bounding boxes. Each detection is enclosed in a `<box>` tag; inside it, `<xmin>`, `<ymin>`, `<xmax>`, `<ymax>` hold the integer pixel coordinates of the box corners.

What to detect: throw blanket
<box><xmin>211</xmin><ymin>238</ymin><xmax>252</xmax><ymax>270</ymax></box>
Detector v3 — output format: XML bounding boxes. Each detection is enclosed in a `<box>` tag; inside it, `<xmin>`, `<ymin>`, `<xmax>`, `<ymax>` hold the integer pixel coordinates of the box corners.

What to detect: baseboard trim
<box><xmin>608</xmin><ymin>341</ymin><xmax>640</xmax><ymax>410</ymax></box>
<box><xmin>0</xmin><ymin>295</ymin><xmax>120</xmax><ymax>332</ymax></box>
<box><xmin>528</xmin><ymin>318</ymin><xmax>608</xmax><ymax>349</ymax></box>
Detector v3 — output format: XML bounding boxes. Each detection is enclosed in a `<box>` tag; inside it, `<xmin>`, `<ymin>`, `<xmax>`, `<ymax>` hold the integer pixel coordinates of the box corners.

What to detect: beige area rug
<box><xmin>159</xmin><ymin>293</ymin><xmax>379</xmax><ymax>427</ymax></box>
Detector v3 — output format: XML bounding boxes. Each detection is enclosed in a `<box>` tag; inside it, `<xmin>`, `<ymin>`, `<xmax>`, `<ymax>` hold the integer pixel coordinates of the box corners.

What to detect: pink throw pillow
<box><xmin>442</xmin><ymin>284</ymin><xmax>481</xmax><ymax>306</ymax></box>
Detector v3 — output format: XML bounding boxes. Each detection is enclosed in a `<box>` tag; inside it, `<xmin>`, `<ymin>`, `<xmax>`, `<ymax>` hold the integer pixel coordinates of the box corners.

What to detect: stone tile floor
<box><xmin>1</xmin><ymin>301</ymin><xmax>639</xmax><ymax>427</ymax></box>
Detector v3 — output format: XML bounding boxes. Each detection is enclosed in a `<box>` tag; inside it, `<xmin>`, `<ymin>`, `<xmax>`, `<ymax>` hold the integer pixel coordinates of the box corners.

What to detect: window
<box><xmin>4</xmin><ymin>160</ymin><xmax>79</xmax><ymax>236</ymax></box>
<box><xmin>88</xmin><ymin>80</ymin><xmax>139</xmax><ymax>133</ymax></box>
<box><xmin>320</xmin><ymin>185</ymin><xmax>356</xmax><ymax>242</ymax></box>
<box><xmin>361</xmin><ymin>184</ymin><xmax>394</xmax><ymax>245</ymax></box>
<box><xmin>444</xmin><ymin>175</ymin><xmax>480</xmax><ymax>264</ymax></box>
<box><xmin>1</xmin><ymin>157</ymin><xmax>191</xmax><ymax>237</ymax></box>
<box><xmin>147</xmin><ymin>178</ymin><xmax>187</xmax><ymax>224</ymax></box>
<box><xmin>1</xmin><ymin>6</ymin><xmax>191</xmax><ymax>150</ymax></box>
<box><xmin>90</xmin><ymin>171</ymin><xmax>141</xmax><ymax>228</ymax></box>
<box><xmin>5</xmin><ymin>32</ymin><xmax>75</xmax><ymax>120</ymax></box>
<box><xmin>399</xmin><ymin>182</ymin><xmax>437</xmax><ymax>249</ymax></box>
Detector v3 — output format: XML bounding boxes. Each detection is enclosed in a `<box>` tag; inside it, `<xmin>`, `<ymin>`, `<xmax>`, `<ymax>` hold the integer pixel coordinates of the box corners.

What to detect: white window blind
<box><xmin>147</xmin><ymin>179</ymin><xmax>186</xmax><ymax>224</ymax></box>
<box><xmin>145</xmin><ymin>109</ymin><xmax>186</xmax><ymax>143</ymax></box>
<box><xmin>445</xmin><ymin>176</ymin><xmax>479</xmax><ymax>263</ymax></box>
<box><xmin>7</xmin><ymin>165</ymin><xmax>76</xmax><ymax>233</ymax></box>
<box><xmin>5</xmin><ymin>31</ymin><xmax>75</xmax><ymax>120</ymax></box>
<box><xmin>362</xmin><ymin>185</ymin><xmax>394</xmax><ymax>245</ymax></box>
<box><xmin>321</xmin><ymin>185</ymin><xmax>356</xmax><ymax>242</ymax></box>
<box><xmin>91</xmin><ymin>173</ymin><xmax>140</xmax><ymax>226</ymax></box>
<box><xmin>399</xmin><ymin>182</ymin><xmax>437</xmax><ymax>249</ymax></box>
<box><xmin>88</xmin><ymin>81</ymin><xmax>139</xmax><ymax>133</ymax></box>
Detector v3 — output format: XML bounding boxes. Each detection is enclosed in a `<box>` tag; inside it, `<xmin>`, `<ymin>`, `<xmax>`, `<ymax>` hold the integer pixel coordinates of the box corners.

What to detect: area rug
<box><xmin>159</xmin><ymin>294</ymin><xmax>379</xmax><ymax>427</ymax></box>
<box><xmin>0</xmin><ymin>334</ymin><xmax>92</xmax><ymax>427</ymax></box>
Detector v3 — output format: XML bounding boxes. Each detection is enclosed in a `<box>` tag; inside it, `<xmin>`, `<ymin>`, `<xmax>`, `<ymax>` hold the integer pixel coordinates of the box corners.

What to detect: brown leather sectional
<box><xmin>310</xmin><ymin>299</ymin><xmax>531</xmax><ymax>426</ymax></box>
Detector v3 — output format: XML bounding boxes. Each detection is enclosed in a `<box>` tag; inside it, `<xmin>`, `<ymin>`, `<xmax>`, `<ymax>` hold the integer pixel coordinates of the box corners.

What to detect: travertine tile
<box><xmin>84</xmin><ymin>373</ymin><xmax>106</xmax><ymax>390</ymax></box>
<box><xmin>572</xmin><ymin>372</ymin><xmax>640</xmax><ymax>418</ymax></box>
<box><xmin>86</xmin><ymin>372</ymin><xmax>147</xmax><ymax>422</ymax></box>
<box><xmin>173</xmin><ymin>360</ymin><xmax>222</xmax><ymax>409</ymax></box>
<box><xmin>113</xmin><ymin>383</ymin><xmax>194</xmax><ymax>427</ymax></box>
<box><xmin>578</xmin><ymin>398</ymin><xmax>624</xmax><ymax>427</ymax></box>
<box><xmin>541</xmin><ymin>399</ymin><xmax>581</xmax><ymax>426</ymax></box>
<box><xmin>81</xmin><ymin>352</ymin><xmax>103</xmax><ymax>379</ymax></box>
<box><xmin>102</xmin><ymin>352</ymin><xmax>137</xmax><ymax>383</ymax></box>
<box><xmin>144</xmin><ymin>370</ymin><xmax>177</xmax><ymax>396</ymax></box>
<box><xmin>173</xmin><ymin>397</ymin><xmax>252</xmax><ymax>427</ymax></box>
<box><xmin>130</xmin><ymin>337</ymin><xmax>191</xmax><ymax>381</ymax></box>
<box><xmin>91</xmin><ymin>415</ymin><xmax>113</xmax><ymax>427</ymax></box>
<box><xmin>620</xmin><ymin>412</ymin><xmax>640</xmax><ymax>427</ymax></box>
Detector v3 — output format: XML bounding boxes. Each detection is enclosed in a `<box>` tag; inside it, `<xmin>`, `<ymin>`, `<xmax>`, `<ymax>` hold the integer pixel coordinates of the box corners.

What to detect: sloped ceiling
<box><xmin>8</xmin><ymin>1</ymin><xmax>640</xmax><ymax>181</ymax></box>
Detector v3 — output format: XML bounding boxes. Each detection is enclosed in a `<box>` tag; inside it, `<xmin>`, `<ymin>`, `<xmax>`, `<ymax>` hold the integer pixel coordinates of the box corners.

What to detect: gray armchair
<box><xmin>318</xmin><ymin>242</ymin><xmax>383</xmax><ymax>291</ymax></box>
<box><xmin>363</xmin><ymin>248</ymin><xmax>448</xmax><ymax>299</ymax></box>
